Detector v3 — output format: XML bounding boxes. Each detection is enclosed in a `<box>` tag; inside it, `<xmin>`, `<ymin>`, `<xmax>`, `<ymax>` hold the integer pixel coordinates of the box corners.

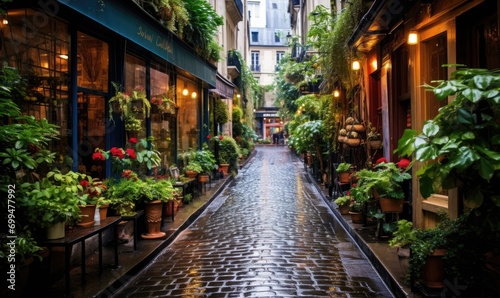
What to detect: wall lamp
<box><xmin>191</xmin><ymin>91</ymin><xmax>197</xmax><ymax>99</ymax></box>
<box><xmin>351</xmin><ymin>60</ymin><xmax>360</xmax><ymax>71</ymax></box>
<box><xmin>333</xmin><ymin>90</ymin><xmax>340</xmax><ymax>98</ymax></box>
<box><xmin>182</xmin><ymin>81</ymin><xmax>189</xmax><ymax>96</ymax></box>
<box><xmin>408</xmin><ymin>29</ymin><xmax>418</xmax><ymax>45</ymax></box>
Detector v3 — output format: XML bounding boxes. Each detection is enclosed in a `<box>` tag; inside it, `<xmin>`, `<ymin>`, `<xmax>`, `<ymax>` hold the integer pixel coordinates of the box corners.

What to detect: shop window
<box><xmin>76</xmin><ymin>33</ymin><xmax>109</xmax><ymax>178</ymax></box>
<box><xmin>150</xmin><ymin>65</ymin><xmax>176</xmax><ymax>167</ymax></box>
<box><xmin>0</xmin><ymin>8</ymin><xmax>70</xmax><ymax>159</ymax></box>
<box><xmin>177</xmin><ymin>77</ymin><xmax>199</xmax><ymax>151</ymax></box>
<box><xmin>125</xmin><ymin>54</ymin><xmax>147</xmax><ymax>139</ymax></box>
<box><xmin>77</xmin><ymin>32</ymin><xmax>108</xmax><ymax>91</ymax></box>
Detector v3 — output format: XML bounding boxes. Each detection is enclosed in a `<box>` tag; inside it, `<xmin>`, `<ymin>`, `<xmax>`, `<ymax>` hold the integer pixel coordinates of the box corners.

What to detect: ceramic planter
<box><xmin>421</xmin><ymin>248</ymin><xmax>447</xmax><ymax>288</ymax></box>
<box><xmin>219</xmin><ymin>164</ymin><xmax>229</xmax><ymax>176</ymax></box>
<box><xmin>46</xmin><ymin>222</ymin><xmax>65</xmax><ymax>239</ymax></box>
<box><xmin>77</xmin><ymin>204</ymin><xmax>96</xmax><ymax>227</ymax></box>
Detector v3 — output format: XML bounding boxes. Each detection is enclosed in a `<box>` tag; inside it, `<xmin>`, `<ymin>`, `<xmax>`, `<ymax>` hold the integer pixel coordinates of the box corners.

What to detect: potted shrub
<box><xmin>333</xmin><ymin>195</ymin><xmax>351</xmax><ymax>215</ymax></box>
<box><xmin>395</xmin><ymin>67</ymin><xmax>500</xmax><ymax>293</ymax></box>
<box><xmin>372</xmin><ymin>161</ymin><xmax>411</xmax><ymax>213</ymax></box>
<box><xmin>217</xmin><ymin>136</ymin><xmax>240</xmax><ymax>176</ymax></box>
<box><xmin>336</xmin><ymin>162</ymin><xmax>352</xmax><ymax>183</ymax></box>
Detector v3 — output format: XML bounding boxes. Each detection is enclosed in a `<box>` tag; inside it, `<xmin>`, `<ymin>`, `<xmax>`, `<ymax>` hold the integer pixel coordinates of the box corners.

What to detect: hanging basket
<box><xmin>346</xmin><ymin>124</ymin><xmax>366</xmax><ymax>132</ymax></box>
<box><xmin>345</xmin><ymin>138</ymin><xmax>361</xmax><ymax>147</ymax></box>
<box><xmin>337</xmin><ymin>136</ymin><xmax>346</xmax><ymax>143</ymax></box>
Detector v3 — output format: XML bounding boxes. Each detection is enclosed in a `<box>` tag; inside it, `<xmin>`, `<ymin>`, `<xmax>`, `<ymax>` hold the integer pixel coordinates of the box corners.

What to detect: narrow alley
<box><xmin>113</xmin><ymin>146</ymin><xmax>393</xmax><ymax>297</ymax></box>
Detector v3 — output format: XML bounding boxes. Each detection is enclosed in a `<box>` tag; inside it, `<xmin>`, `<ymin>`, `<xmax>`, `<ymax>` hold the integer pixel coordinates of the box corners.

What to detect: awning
<box><xmin>210</xmin><ymin>73</ymin><xmax>235</xmax><ymax>99</ymax></box>
<box><xmin>59</xmin><ymin>0</ymin><xmax>216</xmax><ymax>88</ymax></box>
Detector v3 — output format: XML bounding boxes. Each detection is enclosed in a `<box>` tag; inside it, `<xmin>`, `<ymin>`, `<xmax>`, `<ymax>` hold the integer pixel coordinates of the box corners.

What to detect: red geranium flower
<box><xmin>218</xmin><ymin>135</ymin><xmax>224</xmax><ymax>141</ymax></box>
<box><xmin>129</xmin><ymin>137</ymin><xmax>138</xmax><ymax>144</ymax></box>
<box><xmin>376</xmin><ymin>157</ymin><xmax>388</xmax><ymax>164</ymax></box>
<box><xmin>207</xmin><ymin>134</ymin><xmax>211</xmax><ymax>139</ymax></box>
<box><xmin>92</xmin><ymin>152</ymin><xmax>106</xmax><ymax>161</ymax></box>
<box><xmin>126</xmin><ymin>148</ymin><xmax>137</xmax><ymax>159</ymax></box>
<box><xmin>397</xmin><ymin>158</ymin><xmax>411</xmax><ymax>170</ymax></box>
<box><xmin>110</xmin><ymin>147</ymin><xmax>124</xmax><ymax>159</ymax></box>
<box><xmin>79</xmin><ymin>180</ymin><xmax>90</xmax><ymax>188</ymax></box>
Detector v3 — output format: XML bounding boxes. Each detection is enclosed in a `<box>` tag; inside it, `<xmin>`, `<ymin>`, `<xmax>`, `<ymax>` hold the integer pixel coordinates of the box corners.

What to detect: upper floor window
<box><xmin>276</xmin><ymin>51</ymin><xmax>285</xmax><ymax>64</ymax></box>
<box><xmin>274</xmin><ymin>32</ymin><xmax>281</xmax><ymax>43</ymax></box>
<box><xmin>251</xmin><ymin>51</ymin><xmax>260</xmax><ymax>72</ymax></box>
<box><xmin>251</xmin><ymin>32</ymin><xmax>259</xmax><ymax>43</ymax></box>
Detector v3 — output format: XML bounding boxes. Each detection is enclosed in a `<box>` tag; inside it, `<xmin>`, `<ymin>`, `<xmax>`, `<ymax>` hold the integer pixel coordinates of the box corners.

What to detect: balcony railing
<box><xmin>227</xmin><ymin>51</ymin><xmax>242</xmax><ymax>77</ymax></box>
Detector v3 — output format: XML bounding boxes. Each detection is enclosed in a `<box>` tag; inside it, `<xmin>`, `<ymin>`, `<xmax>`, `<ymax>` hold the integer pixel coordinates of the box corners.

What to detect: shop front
<box><xmin>0</xmin><ymin>0</ymin><xmax>216</xmax><ymax>178</ymax></box>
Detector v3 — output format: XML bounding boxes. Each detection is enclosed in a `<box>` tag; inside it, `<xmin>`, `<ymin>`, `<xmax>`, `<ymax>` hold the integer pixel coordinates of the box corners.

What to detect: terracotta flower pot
<box><xmin>338</xmin><ymin>172</ymin><xmax>351</xmax><ymax>183</ymax></box>
<box><xmin>421</xmin><ymin>249</ymin><xmax>447</xmax><ymax>289</ymax></box>
<box><xmin>369</xmin><ymin>140</ymin><xmax>382</xmax><ymax>149</ymax></box>
<box><xmin>339</xmin><ymin>205</ymin><xmax>350</xmax><ymax>215</ymax></box>
<box><xmin>77</xmin><ymin>204</ymin><xmax>96</xmax><ymax>227</ymax></box>
<box><xmin>219</xmin><ymin>164</ymin><xmax>229</xmax><ymax>176</ymax></box>
<box><xmin>99</xmin><ymin>204</ymin><xmax>109</xmax><ymax>220</ymax></box>
<box><xmin>349</xmin><ymin>212</ymin><xmax>365</xmax><ymax>224</ymax></box>
<box><xmin>345</xmin><ymin>138</ymin><xmax>361</xmax><ymax>147</ymax></box>
<box><xmin>198</xmin><ymin>174</ymin><xmax>209</xmax><ymax>183</ymax></box>
<box><xmin>141</xmin><ymin>200</ymin><xmax>166</xmax><ymax>239</ymax></box>
<box><xmin>185</xmin><ymin>170</ymin><xmax>198</xmax><ymax>179</ymax></box>
<box><xmin>379</xmin><ymin>197</ymin><xmax>404</xmax><ymax>213</ymax></box>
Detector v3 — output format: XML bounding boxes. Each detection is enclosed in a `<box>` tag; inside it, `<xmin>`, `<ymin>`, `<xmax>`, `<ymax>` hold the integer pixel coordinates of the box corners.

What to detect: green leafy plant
<box><xmin>191</xmin><ymin>144</ymin><xmax>217</xmax><ymax>174</ymax></box>
<box><xmin>336</xmin><ymin>162</ymin><xmax>351</xmax><ymax>173</ymax></box>
<box><xmin>184</xmin><ymin>161</ymin><xmax>202</xmax><ymax>173</ymax></box>
<box><xmin>19</xmin><ymin>170</ymin><xmax>86</xmax><ymax>228</ymax></box>
<box><xmin>388</xmin><ymin>220</ymin><xmax>417</xmax><ymax>249</ymax></box>
<box><xmin>334</xmin><ymin>195</ymin><xmax>351</xmax><ymax>206</ymax></box>
<box><xmin>104</xmin><ymin>172</ymin><xmax>144</xmax><ymax>215</ymax></box>
<box><xmin>140</xmin><ymin>178</ymin><xmax>175</xmax><ymax>203</ymax></box>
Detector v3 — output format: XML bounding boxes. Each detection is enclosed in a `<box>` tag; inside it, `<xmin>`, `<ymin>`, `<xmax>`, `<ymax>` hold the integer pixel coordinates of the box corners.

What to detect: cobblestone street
<box><xmin>114</xmin><ymin>146</ymin><xmax>393</xmax><ymax>297</ymax></box>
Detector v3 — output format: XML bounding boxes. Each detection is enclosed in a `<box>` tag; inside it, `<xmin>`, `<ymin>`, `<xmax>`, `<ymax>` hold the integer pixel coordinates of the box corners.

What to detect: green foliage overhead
<box><xmin>214</xmin><ymin>98</ymin><xmax>229</xmax><ymax>124</ymax></box>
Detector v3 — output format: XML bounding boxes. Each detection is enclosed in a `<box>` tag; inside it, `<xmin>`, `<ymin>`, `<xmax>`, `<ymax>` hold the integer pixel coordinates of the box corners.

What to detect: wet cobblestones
<box><xmin>114</xmin><ymin>146</ymin><xmax>393</xmax><ymax>297</ymax></box>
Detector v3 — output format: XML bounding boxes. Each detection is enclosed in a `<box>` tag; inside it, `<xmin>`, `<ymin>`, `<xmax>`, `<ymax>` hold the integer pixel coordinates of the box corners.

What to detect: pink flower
<box><xmin>92</xmin><ymin>152</ymin><xmax>106</xmax><ymax>161</ymax></box>
<box><xmin>397</xmin><ymin>158</ymin><xmax>411</xmax><ymax>170</ymax></box>
<box><xmin>376</xmin><ymin>157</ymin><xmax>388</xmax><ymax>164</ymax></box>
<box><xmin>129</xmin><ymin>137</ymin><xmax>138</xmax><ymax>144</ymax></box>
<box><xmin>126</xmin><ymin>148</ymin><xmax>137</xmax><ymax>159</ymax></box>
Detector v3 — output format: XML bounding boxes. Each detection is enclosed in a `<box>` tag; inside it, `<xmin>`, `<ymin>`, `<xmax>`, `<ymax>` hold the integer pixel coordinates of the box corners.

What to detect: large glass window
<box><xmin>150</xmin><ymin>64</ymin><xmax>176</xmax><ymax>167</ymax></box>
<box><xmin>0</xmin><ymin>8</ymin><xmax>70</xmax><ymax>159</ymax></box>
<box><xmin>125</xmin><ymin>54</ymin><xmax>147</xmax><ymax>139</ymax></box>
<box><xmin>422</xmin><ymin>33</ymin><xmax>447</xmax><ymax>120</ymax></box>
<box><xmin>76</xmin><ymin>32</ymin><xmax>109</xmax><ymax>178</ymax></box>
<box><xmin>177</xmin><ymin>77</ymin><xmax>199</xmax><ymax>152</ymax></box>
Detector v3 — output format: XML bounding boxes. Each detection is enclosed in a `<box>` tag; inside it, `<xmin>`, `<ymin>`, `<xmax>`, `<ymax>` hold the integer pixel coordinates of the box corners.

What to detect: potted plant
<box><xmin>345</xmin><ymin>130</ymin><xmax>361</xmax><ymax>147</ymax></box>
<box><xmin>367</xmin><ymin>124</ymin><xmax>382</xmax><ymax>149</ymax></box>
<box><xmin>388</xmin><ymin>220</ymin><xmax>417</xmax><ymax>279</ymax></box>
<box><xmin>104</xmin><ymin>171</ymin><xmax>143</xmax><ymax>216</ymax></box>
<box><xmin>348</xmin><ymin>199</ymin><xmax>365</xmax><ymax>224</ymax></box>
<box><xmin>372</xmin><ymin>161</ymin><xmax>411</xmax><ymax>213</ymax></box>
<box><xmin>333</xmin><ymin>195</ymin><xmax>351</xmax><ymax>215</ymax></box>
<box><xmin>338</xmin><ymin>128</ymin><xmax>347</xmax><ymax>143</ymax></box>
<box><xmin>184</xmin><ymin>161</ymin><xmax>202</xmax><ymax>178</ymax></box>
<box><xmin>336</xmin><ymin>162</ymin><xmax>352</xmax><ymax>183</ymax></box>
<box><xmin>139</xmin><ymin>178</ymin><xmax>175</xmax><ymax>239</ymax></box>
<box><xmin>191</xmin><ymin>144</ymin><xmax>217</xmax><ymax>182</ymax></box>
<box><xmin>217</xmin><ymin>136</ymin><xmax>240</xmax><ymax>176</ymax></box>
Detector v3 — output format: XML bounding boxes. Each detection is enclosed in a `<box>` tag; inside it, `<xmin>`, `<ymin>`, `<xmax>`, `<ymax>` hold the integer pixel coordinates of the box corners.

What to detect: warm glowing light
<box><xmin>236</xmin><ymin>94</ymin><xmax>241</xmax><ymax>98</ymax></box>
<box><xmin>371</xmin><ymin>59</ymin><xmax>377</xmax><ymax>70</ymax></box>
<box><xmin>352</xmin><ymin>60</ymin><xmax>360</xmax><ymax>71</ymax></box>
<box><xmin>182</xmin><ymin>88</ymin><xmax>189</xmax><ymax>96</ymax></box>
<box><xmin>191</xmin><ymin>91</ymin><xmax>197</xmax><ymax>99</ymax></box>
<box><xmin>333</xmin><ymin>90</ymin><xmax>340</xmax><ymax>98</ymax></box>
<box><xmin>2</xmin><ymin>19</ymin><xmax>8</xmax><ymax>25</ymax></box>
<box><xmin>59</xmin><ymin>54</ymin><xmax>69</xmax><ymax>60</ymax></box>
<box><xmin>408</xmin><ymin>30</ymin><xmax>418</xmax><ymax>45</ymax></box>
